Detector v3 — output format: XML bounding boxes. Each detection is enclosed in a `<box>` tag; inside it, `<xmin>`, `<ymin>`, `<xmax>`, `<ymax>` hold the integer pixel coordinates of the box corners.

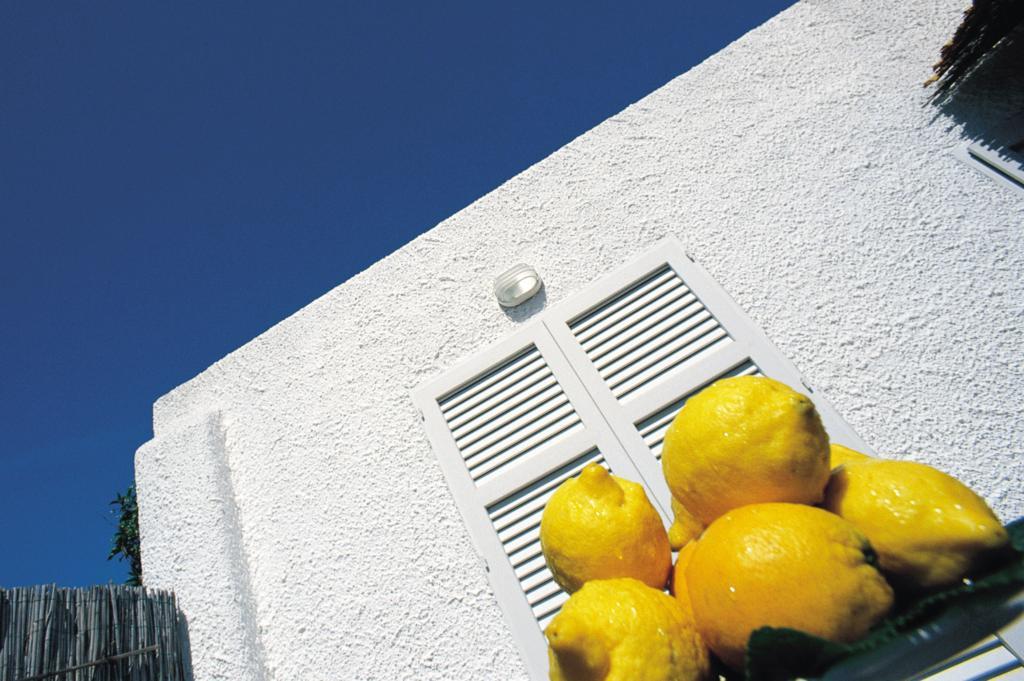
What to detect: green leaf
<box><xmin>743</xmin><ymin>518</ymin><xmax>1024</xmax><ymax>681</ymax></box>
<box><xmin>746</xmin><ymin>628</ymin><xmax>849</xmax><ymax>681</ymax></box>
<box><xmin>108</xmin><ymin>484</ymin><xmax>143</xmax><ymax>586</ymax></box>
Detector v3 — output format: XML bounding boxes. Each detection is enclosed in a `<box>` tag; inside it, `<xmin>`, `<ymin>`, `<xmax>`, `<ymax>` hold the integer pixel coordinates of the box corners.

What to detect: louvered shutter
<box><xmin>818</xmin><ymin>628</ymin><xmax>1024</xmax><ymax>680</ymax></box>
<box><xmin>896</xmin><ymin>637</ymin><xmax>1024</xmax><ymax>681</ymax></box>
<box><xmin>543</xmin><ymin>238</ymin><xmax>875</xmax><ymax>512</ymax></box>
<box><xmin>961</xmin><ymin>111</ymin><xmax>1024</xmax><ymax>194</ymax></box>
<box><xmin>412</xmin><ymin>324</ymin><xmax>669</xmax><ymax>681</ymax></box>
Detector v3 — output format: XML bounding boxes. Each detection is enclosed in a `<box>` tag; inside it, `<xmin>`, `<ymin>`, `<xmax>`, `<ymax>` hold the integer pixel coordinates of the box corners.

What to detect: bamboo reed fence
<box><xmin>0</xmin><ymin>585</ymin><xmax>192</xmax><ymax>681</ymax></box>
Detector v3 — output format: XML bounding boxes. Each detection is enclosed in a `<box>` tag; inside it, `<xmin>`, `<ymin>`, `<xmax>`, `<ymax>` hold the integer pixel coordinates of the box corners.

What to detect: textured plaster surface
<box><xmin>136</xmin><ymin>413</ymin><xmax>265</xmax><ymax>680</ymax></box>
<box><xmin>137</xmin><ymin>1</ymin><xmax>1024</xmax><ymax>679</ymax></box>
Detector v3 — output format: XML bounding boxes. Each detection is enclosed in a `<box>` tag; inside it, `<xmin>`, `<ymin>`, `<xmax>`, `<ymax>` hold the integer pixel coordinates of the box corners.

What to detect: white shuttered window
<box><xmin>412</xmin><ymin>238</ymin><xmax>1024</xmax><ymax>680</ymax></box>
<box><xmin>415</xmin><ymin>323</ymin><xmax>668</xmax><ymax>681</ymax></box>
<box><xmin>960</xmin><ymin>111</ymin><xmax>1024</xmax><ymax>195</ymax></box>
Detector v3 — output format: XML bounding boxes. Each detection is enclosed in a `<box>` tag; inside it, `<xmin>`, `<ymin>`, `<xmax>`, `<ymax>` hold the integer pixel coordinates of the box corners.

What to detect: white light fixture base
<box><xmin>493</xmin><ymin>264</ymin><xmax>543</xmax><ymax>308</ymax></box>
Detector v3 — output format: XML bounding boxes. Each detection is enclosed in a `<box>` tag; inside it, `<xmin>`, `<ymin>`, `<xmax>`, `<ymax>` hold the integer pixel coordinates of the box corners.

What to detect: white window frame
<box><xmin>413</xmin><ymin>324</ymin><xmax>658</xmax><ymax>681</ymax></box>
<box><xmin>958</xmin><ymin>112</ymin><xmax>1024</xmax><ymax>195</ymax></box>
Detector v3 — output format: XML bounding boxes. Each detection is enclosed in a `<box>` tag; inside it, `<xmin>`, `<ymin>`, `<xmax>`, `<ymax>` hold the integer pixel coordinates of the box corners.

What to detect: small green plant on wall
<box><xmin>109</xmin><ymin>485</ymin><xmax>142</xmax><ymax>586</ymax></box>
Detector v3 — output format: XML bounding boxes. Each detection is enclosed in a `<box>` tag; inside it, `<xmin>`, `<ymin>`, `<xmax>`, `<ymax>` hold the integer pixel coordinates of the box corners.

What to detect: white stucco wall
<box><xmin>136</xmin><ymin>0</ymin><xmax>1024</xmax><ymax>678</ymax></box>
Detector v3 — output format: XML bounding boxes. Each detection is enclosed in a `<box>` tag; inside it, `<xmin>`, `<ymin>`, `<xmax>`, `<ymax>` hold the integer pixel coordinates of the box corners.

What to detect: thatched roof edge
<box><xmin>927</xmin><ymin>0</ymin><xmax>1024</xmax><ymax>98</ymax></box>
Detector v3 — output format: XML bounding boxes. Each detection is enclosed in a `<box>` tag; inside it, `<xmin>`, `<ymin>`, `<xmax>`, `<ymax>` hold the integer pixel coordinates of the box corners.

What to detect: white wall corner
<box><xmin>135</xmin><ymin>410</ymin><xmax>268</xmax><ymax>681</ymax></box>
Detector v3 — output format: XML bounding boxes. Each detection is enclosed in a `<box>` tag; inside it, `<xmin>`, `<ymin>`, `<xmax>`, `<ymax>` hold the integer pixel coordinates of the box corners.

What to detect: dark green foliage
<box><xmin>109</xmin><ymin>485</ymin><xmax>143</xmax><ymax>586</ymax></box>
<box><xmin>929</xmin><ymin>0</ymin><xmax>1024</xmax><ymax>96</ymax></box>
<box><xmin>744</xmin><ymin>518</ymin><xmax>1024</xmax><ymax>681</ymax></box>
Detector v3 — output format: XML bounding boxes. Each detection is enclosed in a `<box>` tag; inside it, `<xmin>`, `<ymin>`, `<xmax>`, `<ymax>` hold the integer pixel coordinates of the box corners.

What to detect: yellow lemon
<box><xmin>823</xmin><ymin>459</ymin><xmax>1009</xmax><ymax>589</ymax></box>
<box><xmin>540</xmin><ymin>463</ymin><xmax>670</xmax><ymax>593</ymax></box>
<box><xmin>686</xmin><ymin>503</ymin><xmax>893</xmax><ymax>670</ymax></box>
<box><xmin>662</xmin><ymin>375</ymin><xmax>831</xmax><ymax>525</ymax></box>
<box><xmin>668</xmin><ymin>498</ymin><xmax>703</xmax><ymax>551</ymax></box>
<box><xmin>546</xmin><ymin>578</ymin><xmax>710</xmax><ymax>681</ymax></box>
<box><xmin>830</xmin><ymin>443</ymin><xmax>872</xmax><ymax>468</ymax></box>
<box><xmin>669</xmin><ymin>542</ymin><xmax>703</xmax><ymax>670</ymax></box>
<box><xmin>669</xmin><ymin>540</ymin><xmax>698</xmax><ymax>612</ymax></box>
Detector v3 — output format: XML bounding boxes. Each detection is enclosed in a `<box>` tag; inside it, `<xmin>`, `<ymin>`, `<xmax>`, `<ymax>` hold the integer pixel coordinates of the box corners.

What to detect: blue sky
<box><xmin>0</xmin><ymin>0</ymin><xmax>792</xmax><ymax>587</ymax></box>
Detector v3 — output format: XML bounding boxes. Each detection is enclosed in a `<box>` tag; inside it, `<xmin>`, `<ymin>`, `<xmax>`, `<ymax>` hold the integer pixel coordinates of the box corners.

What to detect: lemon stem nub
<box><xmin>578</xmin><ymin>463</ymin><xmax>625</xmax><ymax>505</ymax></box>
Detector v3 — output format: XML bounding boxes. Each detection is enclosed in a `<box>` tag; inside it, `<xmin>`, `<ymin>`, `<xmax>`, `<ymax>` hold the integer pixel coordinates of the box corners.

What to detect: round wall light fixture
<box><xmin>493</xmin><ymin>264</ymin><xmax>543</xmax><ymax>308</ymax></box>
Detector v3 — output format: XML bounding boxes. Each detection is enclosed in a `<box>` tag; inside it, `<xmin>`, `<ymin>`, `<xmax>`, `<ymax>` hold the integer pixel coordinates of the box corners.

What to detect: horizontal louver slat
<box><xmin>526</xmin><ymin>578</ymin><xmax>561</xmax><ymax>607</ymax></box>
<box><xmin>590</xmin><ymin>295</ymin><xmax>701</xmax><ymax>368</ymax></box>
<box><xmin>453</xmin><ymin>381</ymin><xmax>564</xmax><ymax>448</ymax></box>
<box><xmin>570</xmin><ymin>265</ymin><xmax>733</xmax><ymax>402</ymax></box>
<box><xmin>597</xmin><ymin>309</ymin><xmax>713</xmax><ymax>381</ymax></box>
<box><xmin>446</xmin><ymin>358</ymin><xmax>551</xmax><ymax>432</ymax></box>
<box><xmin>611</xmin><ymin>323</ymin><xmax>729</xmax><ymax>400</ymax></box>
<box><xmin>468</xmin><ymin>410</ymin><xmax>583</xmax><ymax>482</ymax></box>
<box><xmin>519</xmin><ymin>564</ymin><xmax>554</xmax><ymax>592</ymax></box>
<box><xmin>440</xmin><ymin>347</ymin><xmax>542</xmax><ymax>419</ymax></box>
<box><xmin>581</xmin><ymin>278</ymin><xmax>689</xmax><ymax>353</ymax></box>
<box><xmin>513</xmin><ymin>549</ymin><xmax>548</xmax><ymax>579</ymax></box>
<box><xmin>462</xmin><ymin>399</ymin><xmax>575</xmax><ymax>462</ymax></box>
<box><xmin>572</xmin><ymin>267</ymin><xmax>677</xmax><ymax>341</ymax></box>
<box><xmin>439</xmin><ymin>345</ymin><xmax>584</xmax><ymax>485</ymax></box>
